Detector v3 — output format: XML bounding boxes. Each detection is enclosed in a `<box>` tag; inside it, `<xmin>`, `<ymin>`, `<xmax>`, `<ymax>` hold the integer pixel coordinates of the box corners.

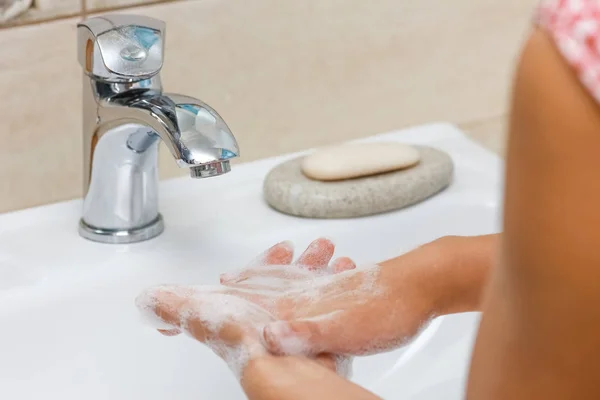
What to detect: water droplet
<box><xmin>120</xmin><ymin>45</ymin><xmax>147</xmax><ymax>62</ymax></box>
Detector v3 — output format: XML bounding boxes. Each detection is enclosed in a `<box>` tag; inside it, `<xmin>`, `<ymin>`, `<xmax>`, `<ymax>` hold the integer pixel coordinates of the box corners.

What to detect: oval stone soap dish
<box><xmin>263</xmin><ymin>145</ymin><xmax>454</xmax><ymax>218</ymax></box>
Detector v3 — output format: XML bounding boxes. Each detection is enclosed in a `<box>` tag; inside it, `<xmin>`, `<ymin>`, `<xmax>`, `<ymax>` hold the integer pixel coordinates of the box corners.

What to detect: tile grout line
<box><xmin>86</xmin><ymin>0</ymin><xmax>179</xmax><ymax>17</ymax></box>
<box><xmin>0</xmin><ymin>0</ymin><xmax>180</xmax><ymax>30</ymax></box>
<box><xmin>0</xmin><ymin>12</ymin><xmax>81</xmax><ymax>30</ymax></box>
<box><xmin>81</xmin><ymin>0</ymin><xmax>88</xmax><ymax>18</ymax></box>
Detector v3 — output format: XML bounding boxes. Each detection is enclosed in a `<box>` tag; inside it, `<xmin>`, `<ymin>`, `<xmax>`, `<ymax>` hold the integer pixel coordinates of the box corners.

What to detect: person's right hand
<box><xmin>136</xmin><ymin>238</ymin><xmax>358</xmax><ymax>378</ymax></box>
<box><xmin>221</xmin><ymin>238</ymin><xmax>450</xmax><ymax>358</ymax></box>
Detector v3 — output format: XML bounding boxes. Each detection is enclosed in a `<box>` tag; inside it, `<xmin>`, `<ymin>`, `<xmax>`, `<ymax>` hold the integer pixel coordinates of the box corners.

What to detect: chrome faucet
<box><xmin>77</xmin><ymin>14</ymin><xmax>239</xmax><ymax>244</ymax></box>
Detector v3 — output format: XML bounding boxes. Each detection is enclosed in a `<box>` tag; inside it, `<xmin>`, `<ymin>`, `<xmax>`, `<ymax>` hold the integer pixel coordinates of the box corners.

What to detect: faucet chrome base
<box><xmin>77</xmin><ymin>15</ymin><xmax>239</xmax><ymax>244</ymax></box>
<box><xmin>78</xmin><ymin>215</ymin><xmax>164</xmax><ymax>244</ymax></box>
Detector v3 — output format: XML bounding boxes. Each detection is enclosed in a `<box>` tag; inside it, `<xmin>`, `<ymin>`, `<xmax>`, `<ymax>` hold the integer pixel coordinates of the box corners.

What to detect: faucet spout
<box><xmin>98</xmin><ymin>89</ymin><xmax>239</xmax><ymax>173</ymax></box>
<box><xmin>77</xmin><ymin>14</ymin><xmax>240</xmax><ymax>244</ymax></box>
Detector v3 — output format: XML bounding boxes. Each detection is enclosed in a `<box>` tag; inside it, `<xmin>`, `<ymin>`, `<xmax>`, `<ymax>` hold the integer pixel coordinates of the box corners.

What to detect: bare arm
<box><xmin>241</xmin><ymin>356</ymin><xmax>380</xmax><ymax>400</ymax></box>
<box><xmin>468</xmin><ymin>27</ymin><xmax>600</xmax><ymax>399</ymax></box>
<box><xmin>380</xmin><ymin>233</ymin><xmax>499</xmax><ymax>315</ymax></box>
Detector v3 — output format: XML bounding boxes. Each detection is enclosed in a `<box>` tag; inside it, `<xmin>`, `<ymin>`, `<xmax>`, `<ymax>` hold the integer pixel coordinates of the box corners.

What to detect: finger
<box><xmin>220</xmin><ymin>241</ymin><xmax>295</xmax><ymax>284</ymax></box>
<box><xmin>220</xmin><ymin>265</ymin><xmax>313</xmax><ymax>285</ymax></box>
<box><xmin>330</xmin><ymin>257</ymin><xmax>356</xmax><ymax>273</ymax></box>
<box><xmin>294</xmin><ymin>238</ymin><xmax>335</xmax><ymax>270</ymax></box>
<box><xmin>262</xmin><ymin>314</ymin><xmax>361</xmax><ymax>356</ymax></box>
<box><xmin>247</xmin><ymin>241</ymin><xmax>295</xmax><ymax>267</ymax></box>
<box><xmin>136</xmin><ymin>285</ymin><xmax>201</xmax><ymax>333</ymax></box>
<box><xmin>137</xmin><ymin>286</ymin><xmax>253</xmax><ymax>346</ymax></box>
<box><xmin>157</xmin><ymin>328</ymin><xmax>181</xmax><ymax>336</ymax></box>
<box><xmin>263</xmin><ymin>319</ymin><xmax>320</xmax><ymax>355</ymax></box>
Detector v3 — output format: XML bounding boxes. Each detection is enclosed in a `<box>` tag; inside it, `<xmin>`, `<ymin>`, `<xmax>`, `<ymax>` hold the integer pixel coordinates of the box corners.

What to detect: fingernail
<box><xmin>267</xmin><ymin>321</ymin><xmax>291</xmax><ymax>336</ymax></box>
<box><xmin>262</xmin><ymin>324</ymin><xmax>277</xmax><ymax>353</ymax></box>
<box><xmin>158</xmin><ymin>328</ymin><xmax>181</xmax><ymax>336</ymax></box>
<box><xmin>262</xmin><ymin>321</ymin><xmax>287</xmax><ymax>354</ymax></box>
<box><xmin>315</xmin><ymin>237</ymin><xmax>334</xmax><ymax>246</ymax></box>
<box><xmin>220</xmin><ymin>272</ymin><xmax>238</xmax><ymax>283</ymax></box>
<box><xmin>278</xmin><ymin>240</ymin><xmax>294</xmax><ymax>251</ymax></box>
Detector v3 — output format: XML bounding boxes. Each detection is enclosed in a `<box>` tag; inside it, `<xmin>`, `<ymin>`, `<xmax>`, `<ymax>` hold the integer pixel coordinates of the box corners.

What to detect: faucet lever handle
<box><xmin>77</xmin><ymin>14</ymin><xmax>165</xmax><ymax>81</ymax></box>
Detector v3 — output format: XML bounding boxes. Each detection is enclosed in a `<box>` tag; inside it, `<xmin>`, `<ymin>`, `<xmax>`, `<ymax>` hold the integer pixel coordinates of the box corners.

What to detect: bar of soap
<box><xmin>301</xmin><ymin>142</ymin><xmax>421</xmax><ymax>181</ymax></box>
<box><xmin>264</xmin><ymin>145</ymin><xmax>453</xmax><ymax>219</ymax></box>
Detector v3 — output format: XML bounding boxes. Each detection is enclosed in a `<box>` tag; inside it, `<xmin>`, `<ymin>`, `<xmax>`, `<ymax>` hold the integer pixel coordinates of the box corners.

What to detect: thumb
<box><xmin>263</xmin><ymin>314</ymin><xmax>347</xmax><ymax>356</ymax></box>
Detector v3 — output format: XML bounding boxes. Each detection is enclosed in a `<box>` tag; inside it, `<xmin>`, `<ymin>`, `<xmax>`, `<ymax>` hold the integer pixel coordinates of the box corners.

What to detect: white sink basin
<box><xmin>0</xmin><ymin>123</ymin><xmax>502</xmax><ymax>400</ymax></box>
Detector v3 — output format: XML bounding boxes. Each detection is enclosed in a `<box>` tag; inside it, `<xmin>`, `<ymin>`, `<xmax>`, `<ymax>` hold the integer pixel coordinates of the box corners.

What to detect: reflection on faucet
<box><xmin>77</xmin><ymin>14</ymin><xmax>239</xmax><ymax>244</ymax></box>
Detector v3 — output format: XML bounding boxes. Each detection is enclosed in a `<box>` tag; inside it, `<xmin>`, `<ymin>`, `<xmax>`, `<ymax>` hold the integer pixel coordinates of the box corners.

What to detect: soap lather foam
<box><xmin>136</xmin><ymin>285</ymin><xmax>274</xmax><ymax>378</ymax></box>
<box><xmin>136</xmin><ymin>262</ymin><xmax>382</xmax><ymax>380</ymax></box>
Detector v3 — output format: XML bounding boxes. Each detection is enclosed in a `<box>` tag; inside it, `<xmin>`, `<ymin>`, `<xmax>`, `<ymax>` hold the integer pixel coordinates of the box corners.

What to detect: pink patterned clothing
<box><xmin>536</xmin><ymin>0</ymin><xmax>600</xmax><ymax>102</ymax></box>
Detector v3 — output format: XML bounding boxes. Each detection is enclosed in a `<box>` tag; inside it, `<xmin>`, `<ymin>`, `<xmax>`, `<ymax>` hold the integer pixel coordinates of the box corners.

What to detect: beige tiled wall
<box><xmin>0</xmin><ymin>0</ymin><xmax>79</xmax><ymax>27</ymax></box>
<box><xmin>0</xmin><ymin>0</ymin><xmax>537</xmax><ymax>213</ymax></box>
<box><xmin>87</xmin><ymin>0</ymin><xmax>174</xmax><ymax>12</ymax></box>
<box><xmin>0</xmin><ymin>0</ymin><xmax>169</xmax><ymax>27</ymax></box>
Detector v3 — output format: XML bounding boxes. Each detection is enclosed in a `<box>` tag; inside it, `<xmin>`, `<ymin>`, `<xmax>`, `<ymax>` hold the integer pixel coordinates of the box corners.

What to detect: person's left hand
<box><xmin>136</xmin><ymin>239</ymin><xmax>356</xmax><ymax>379</ymax></box>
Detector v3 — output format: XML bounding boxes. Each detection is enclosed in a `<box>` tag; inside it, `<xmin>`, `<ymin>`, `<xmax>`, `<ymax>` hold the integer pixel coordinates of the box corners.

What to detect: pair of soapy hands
<box><xmin>136</xmin><ymin>238</ymin><xmax>430</xmax><ymax>378</ymax></box>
